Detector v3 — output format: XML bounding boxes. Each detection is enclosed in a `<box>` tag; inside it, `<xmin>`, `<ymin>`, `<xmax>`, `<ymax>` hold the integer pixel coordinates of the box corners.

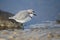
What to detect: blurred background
<box><xmin>0</xmin><ymin>0</ymin><xmax>60</xmax><ymax>28</ymax></box>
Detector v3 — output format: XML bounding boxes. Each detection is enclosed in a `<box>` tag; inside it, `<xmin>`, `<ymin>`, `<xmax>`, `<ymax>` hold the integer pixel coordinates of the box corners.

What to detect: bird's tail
<box><xmin>9</xmin><ymin>16</ymin><xmax>13</xmax><ymax>19</ymax></box>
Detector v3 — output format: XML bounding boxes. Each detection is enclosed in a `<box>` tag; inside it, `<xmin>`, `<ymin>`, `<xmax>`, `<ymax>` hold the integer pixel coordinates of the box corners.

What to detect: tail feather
<box><xmin>9</xmin><ymin>17</ymin><xmax>13</xmax><ymax>19</ymax></box>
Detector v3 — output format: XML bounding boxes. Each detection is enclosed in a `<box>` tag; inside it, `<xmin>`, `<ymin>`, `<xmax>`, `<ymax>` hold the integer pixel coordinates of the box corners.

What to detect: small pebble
<box><xmin>8</xmin><ymin>36</ymin><xmax>14</xmax><ymax>39</ymax></box>
<box><xmin>13</xmin><ymin>32</ymin><xmax>17</xmax><ymax>35</ymax></box>
<box><xmin>0</xmin><ymin>38</ymin><xmax>6</xmax><ymax>40</ymax></box>
<box><xmin>1</xmin><ymin>31</ymin><xmax>9</xmax><ymax>35</ymax></box>
<box><xmin>8</xmin><ymin>35</ymin><xmax>16</xmax><ymax>40</ymax></box>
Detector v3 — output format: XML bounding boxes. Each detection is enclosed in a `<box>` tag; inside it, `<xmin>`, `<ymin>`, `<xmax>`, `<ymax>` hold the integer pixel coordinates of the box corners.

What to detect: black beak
<box><xmin>33</xmin><ymin>14</ymin><xmax>37</xmax><ymax>16</ymax></box>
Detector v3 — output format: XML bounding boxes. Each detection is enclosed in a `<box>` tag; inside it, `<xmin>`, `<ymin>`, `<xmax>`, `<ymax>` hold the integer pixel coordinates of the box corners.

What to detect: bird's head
<box><xmin>27</xmin><ymin>9</ymin><xmax>36</xmax><ymax>18</ymax></box>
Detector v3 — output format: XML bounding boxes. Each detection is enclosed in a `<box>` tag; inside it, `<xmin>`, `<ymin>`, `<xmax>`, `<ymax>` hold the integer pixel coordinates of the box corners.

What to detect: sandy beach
<box><xmin>0</xmin><ymin>28</ymin><xmax>60</xmax><ymax>40</ymax></box>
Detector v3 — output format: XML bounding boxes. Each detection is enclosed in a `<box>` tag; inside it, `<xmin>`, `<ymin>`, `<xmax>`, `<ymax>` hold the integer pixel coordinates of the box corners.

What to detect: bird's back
<box><xmin>13</xmin><ymin>10</ymin><xmax>30</xmax><ymax>20</ymax></box>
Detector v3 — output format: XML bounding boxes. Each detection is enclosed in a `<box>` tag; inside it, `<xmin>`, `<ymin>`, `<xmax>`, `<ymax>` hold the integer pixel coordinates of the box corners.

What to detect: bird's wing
<box><xmin>13</xmin><ymin>10</ymin><xmax>29</xmax><ymax>20</ymax></box>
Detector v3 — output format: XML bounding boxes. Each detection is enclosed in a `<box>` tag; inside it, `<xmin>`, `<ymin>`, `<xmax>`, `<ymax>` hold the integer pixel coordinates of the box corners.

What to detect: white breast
<box><xmin>29</xmin><ymin>14</ymin><xmax>34</xmax><ymax>17</ymax></box>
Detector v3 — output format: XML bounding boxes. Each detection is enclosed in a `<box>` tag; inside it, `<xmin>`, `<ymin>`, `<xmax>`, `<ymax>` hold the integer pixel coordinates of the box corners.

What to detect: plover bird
<box><xmin>9</xmin><ymin>9</ymin><xmax>36</xmax><ymax>23</ymax></box>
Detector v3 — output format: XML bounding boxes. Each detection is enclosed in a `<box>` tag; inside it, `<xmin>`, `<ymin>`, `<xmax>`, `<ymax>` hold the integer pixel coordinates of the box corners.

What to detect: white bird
<box><xmin>9</xmin><ymin>9</ymin><xmax>36</xmax><ymax>23</ymax></box>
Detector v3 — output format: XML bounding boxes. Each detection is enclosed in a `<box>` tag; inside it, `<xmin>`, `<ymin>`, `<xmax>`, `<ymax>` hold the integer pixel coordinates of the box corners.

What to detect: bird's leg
<box><xmin>18</xmin><ymin>23</ymin><xmax>24</xmax><ymax>30</ymax></box>
<box><xmin>21</xmin><ymin>23</ymin><xmax>24</xmax><ymax>30</ymax></box>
